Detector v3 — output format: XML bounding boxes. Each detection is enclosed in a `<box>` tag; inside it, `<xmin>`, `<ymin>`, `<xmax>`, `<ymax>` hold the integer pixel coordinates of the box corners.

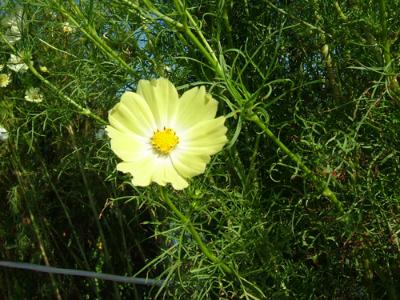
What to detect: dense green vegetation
<box><xmin>0</xmin><ymin>0</ymin><xmax>399</xmax><ymax>298</ymax></box>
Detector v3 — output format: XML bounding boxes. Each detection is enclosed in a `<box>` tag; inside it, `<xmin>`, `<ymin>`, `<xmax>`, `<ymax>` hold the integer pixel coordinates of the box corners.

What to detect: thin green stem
<box><xmin>0</xmin><ymin>30</ymin><xmax>106</xmax><ymax>125</ymax></box>
<box><xmin>379</xmin><ymin>0</ymin><xmax>390</xmax><ymax>63</ymax></box>
<box><xmin>140</xmin><ymin>0</ymin><xmax>223</xmax><ymax>76</ymax></box>
<box><xmin>159</xmin><ymin>188</ymin><xmax>233</xmax><ymax>274</ymax></box>
<box><xmin>184</xmin><ymin>26</ymin><xmax>221</xmax><ymax>74</ymax></box>
<box><xmin>68</xmin><ymin>125</ymin><xmax>121</xmax><ymax>300</ymax></box>
<box><xmin>311</xmin><ymin>0</ymin><xmax>342</xmax><ymax>104</ymax></box>
<box><xmin>0</xmin><ymin>31</ymin><xmax>17</xmax><ymax>52</ymax></box>
<box><xmin>263</xmin><ymin>0</ymin><xmax>331</xmax><ymax>37</ymax></box>
<box><xmin>10</xmin><ymin>148</ymin><xmax>62</xmax><ymax>300</ymax></box>
<box><xmin>55</xmin><ymin>0</ymin><xmax>136</xmax><ymax>76</ymax></box>
<box><xmin>222</xmin><ymin>1</ymin><xmax>233</xmax><ymax>48</ymax></box>
<box><xmin>176</xmin><ymin>0</ymin><xmax>220</xmax><ymax>67</ymax></box>
<box><xmin>379</xmin><ymin>0</ymin><xmax>400</xmax><ymax>93</ymax></box>
<box><xmin>250</xmin><ymin>114</ymin><xmax>344</xmax><ymax>213</ymax></box>
<box><xmin>27</xmin><ymin>62</ymin><xmax>107</xmax><ymax>125</ymax></box>
<box><xmin>129</xmin><ymin>2</ymin><xmax>343</xmax><ymax>213</ymax></box>
<box><xmin>334</xmin><ymin>2</ymin><xmax>348</xmax><ymax>21</ymax></box>
<box><xmin>139</xmin><ymin>0</ymin><xmax>184</xmax><ymax>30</ymax></box>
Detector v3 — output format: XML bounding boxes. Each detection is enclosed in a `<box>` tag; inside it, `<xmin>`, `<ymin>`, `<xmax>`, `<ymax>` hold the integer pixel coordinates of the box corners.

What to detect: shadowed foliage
<box><xmin>0</xmin><ymin>0</ymin><xmax>399</xmax><ymax>299</ymax></box>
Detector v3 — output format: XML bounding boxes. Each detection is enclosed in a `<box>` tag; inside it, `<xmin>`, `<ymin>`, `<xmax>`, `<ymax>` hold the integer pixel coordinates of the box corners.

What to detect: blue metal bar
<box><xmin>0</xmin><ymin>261</ymin><xmax>166</xmax><ymax>287</ymax></box>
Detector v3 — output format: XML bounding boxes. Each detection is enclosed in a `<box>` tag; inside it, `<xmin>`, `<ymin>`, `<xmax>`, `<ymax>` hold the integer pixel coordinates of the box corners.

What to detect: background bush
<box><xmin>0</xmin><ymin>0</ymin><xmax>399</xmax><ymax>299</ymax></box>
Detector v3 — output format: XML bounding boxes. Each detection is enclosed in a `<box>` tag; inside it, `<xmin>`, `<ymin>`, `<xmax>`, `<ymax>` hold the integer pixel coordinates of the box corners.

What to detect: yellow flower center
<box><xmin>151</xmin><ymin>128</ymin><xmax>179</xmax><ymax>155</ymax></box>
<box><xmin>0</xmin><ymin>74</ymin><xmax>10</xmax><ymax>87</ymax></box>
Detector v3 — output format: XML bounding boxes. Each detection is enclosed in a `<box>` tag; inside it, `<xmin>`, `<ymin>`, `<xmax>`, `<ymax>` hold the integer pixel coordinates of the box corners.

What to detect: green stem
<box><xmin>0</xmin><ymin>30</ymin><xmax>106</xmax><ymax>125</ymax></box>
<box><xmin>222</xmin><ymin>1</ymin><xmax>233</xmax><ymax>49</ymax></box>
<box><xmin>159</xmin><ymin>188</ymin><xmax>233</xmax><ymax>274</ymax></box>
<box><xmin>334</xmin><ymin>2</ymin><xmax>348</xmax><ymax>21</ymax></box>
<box><xmin>55</xmin><ymin>0</ymin><xmax>136</xmax><ymax>76</ymax></box>
<box><xmin>250</xmin><ymin>114</ymin><xmax>344</xmax><ymax>213</ymax></box>
<box><xmin>264</xmin><ymin>0</ymin><xmax>331</xmax><ymax>37</ymax></box>
<box><xmin>177</xmin><ymin>0</ymin><xmax>220</xmax><ymax>66</ymax></box>
<box><xmin>139</xmin><ymin>0</ymin><xmax>184</xmax><ymax>30</ymax></box>
<box><xmin>28</xmin><ymin>62</ymin><xmax>107</xmax><ymax>125</ymax></box>
<box><xmin>184</xmin><ymin>26</ymin><xmax>221</xmax><ymax>74</ymax></box>
<box><xmin>129</xmin><ymin>2</ymin><xmax>343</xmax><ymax>213</ymax></box>
<box><xmin>311</xmin><ymin>0</ymin><xmax>342</xmax><ymax>103</ymax></box>
<box><xmin>139</xmin><ymin>0</ymin><xmax>223</xmax><ymax>76</ymax></box>
<box><xmin>379</xmin><ymin>0</ymin><xmax>400</xmax><ymax>93</ymax></box>
<box><xmin>10</xmin><ymin>149</ymin><xmax>62</xmax><ymax>300</ymax></box>
<box><xmin>379</xmin><ymin>0</ymin><xmax>390</xmax><ymax>63</ymax></box>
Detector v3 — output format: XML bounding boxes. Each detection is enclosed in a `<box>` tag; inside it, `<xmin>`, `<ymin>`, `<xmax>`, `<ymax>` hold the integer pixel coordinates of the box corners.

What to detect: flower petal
<box><xmin>117</xmin><ymin>157</ymin><xmax>155</xmax><ymax>187</ymax></box>
<box><xmin>106</xmin><ymin>126</ymin><xmax>149</xmax><ymax>162</ymax></box>
<box><xmin>165</xmin><ymin>162</ymin><xmax>189</xmax><ymax>190</ymax></box>
<box><xmin>151</xmin><ymin>156</ymin><xmax>189</xmax><ymax>189</ymax></box>
<box><xmin>116</xmin><ymin>153</ymin><xmax>188</xmax><ymax>189</ymax></box>
<box><xmin>137</xmin><ymin>78</ymin><xmax>179</xmax><ymax>128</ymax></box>
<box><xmin>108</xmin><ymin>91</ymin><xmax>156</xmax><ymax>137</ymax></box>
<box><xmin>107</xmin><ymin>78</ymin><xmax>227</xmax><ymax>190</ymax></box>
<box><xmin>174</xmin><ymin>86</ymin><xmax>218</xmax><ymax>131</ymax></box>
<box><xmin>181</xmin><ymin>116</ymin><xmax>227</xmax><ymax>156</ymax></box>
<box><xmin>171</xmin><ymin>150</ymin><xmax>210</xmax><ymax>178</ymax></box>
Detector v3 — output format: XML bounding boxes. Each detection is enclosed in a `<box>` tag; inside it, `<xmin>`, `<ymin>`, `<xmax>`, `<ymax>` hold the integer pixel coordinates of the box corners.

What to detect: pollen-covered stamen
<box><xmin>151</xmin><ymin>128</ymin><xmax>179</xmax><ymax>155</ymax></box>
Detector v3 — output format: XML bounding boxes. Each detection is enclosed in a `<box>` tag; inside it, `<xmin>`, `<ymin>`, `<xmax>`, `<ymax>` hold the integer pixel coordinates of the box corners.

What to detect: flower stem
<box><xmin>174</xmin><ymin>0</ymin><xmax>221</xmax><ymax>70</ymax></box>
<box><xmin>159</xmin><ymin>188</ymin><xmax>234</xmax><ymax>274</ymax></box>
<box><xmin>250</xmin><ymin>114</ymin><xmax>344</xmax><ymax>213</ymax></box>
<box><xmin>378</xmin><ymin>0</ymin><xmax>400</xmax><ymax>95</ymax></box>
<box><xmin>125</xmin><ymin>3</ymin><xmax>344</xmax><ymax>213</ymax></box>
<box><xmin>53</xmin><ymin>0</ymin><xmax>137</xmax><ymax>76</ymax></box>
<box><xmin>28</xmin><ymin>62</ymin><xmax>107</xmax><ymax>125</ymax></box>
<box><xmin>0</xmin><ymin>30</ymin><xmax>106</xmax><ymax>125</ymax></box>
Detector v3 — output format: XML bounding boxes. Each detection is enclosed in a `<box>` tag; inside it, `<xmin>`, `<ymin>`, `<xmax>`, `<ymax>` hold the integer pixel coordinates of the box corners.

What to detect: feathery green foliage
<box><xmin>0</xmin><ymin>0</ymin><xmax>399</xmax><ymax>299</ymax></box>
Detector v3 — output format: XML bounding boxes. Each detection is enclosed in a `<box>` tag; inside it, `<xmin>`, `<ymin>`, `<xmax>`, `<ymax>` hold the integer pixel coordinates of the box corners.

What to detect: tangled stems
<box><xmin>378</xmin><ymin>0</ymin><xmax>400</xmax><ymax>96</ymax></box>
<box><xmin>55</xmin><ymin>0</ymin><xmax>137</xmax><ymax>77</ymax></box>
<box><xmin>135</xmin><ymin>3</ymin><xmax>344</xmax><ymax>213</ymax></box>
<box><xmin>159</xmin><ymin>188</ymin><xmax>234</xmax><ymax>275</ymax></box>
<box><xmin>28</xmin><ymin>63</ymin><xmax>107</xmax><ymax>125</ymax></box>
<box><xmin>0</xmin><ymin>31</ymin><xmax>107</xmax><ymax>126</ymax></box>
<box><xmin>250</xmin><ymin>113</ymin><xmax>344</xmax><ymax>214</ymax></box>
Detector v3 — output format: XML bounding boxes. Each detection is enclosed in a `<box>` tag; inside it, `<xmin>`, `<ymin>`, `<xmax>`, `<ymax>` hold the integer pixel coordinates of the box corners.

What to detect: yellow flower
<box><xmin>39</xmin><ymin>66</ymin><xmax>49</xmax><ymax>73</ymax></box>
<box><xmin>106</xmin><ymin>78</ymin><xmax>227</xmax><ymax>190</ymax></box>
<box><xmin>0</xmin><ymin>73</ymin><xmax>11</xmax><ymax>87</ymax></box>
<box><xmin>24</xmin><ymin>87</ymin><xmax>43</xmax><ymax>103</ymax></box>
<box><xmin>62</xmin><ymin>22</ymin><xmax>75</xmax><ymax>34</ymax></box>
